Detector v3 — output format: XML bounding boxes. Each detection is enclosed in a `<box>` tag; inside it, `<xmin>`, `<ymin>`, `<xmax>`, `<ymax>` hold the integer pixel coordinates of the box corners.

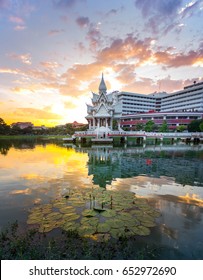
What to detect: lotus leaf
<box><xmin>141</xmin><ymin>221</ymin><xmax>156</xmax><ymax>227</ymax></box>
<box><xmin>61</xmin><ymin>221</ymin><xmax>75</xmax><ymax>231</ymax></box>
<box><xmin>71</xmin><ymin>201</ymin><xmax>86</xmax><ymax>207</ymax></box>
<box><xmin>60</xmin><ymin>206</ymin><xmax>75</xmax><ymax>213</ymax></box>
<box><xmin>93</xmin><ymin>207</ymin><xmax>106</xmax><ymax>212</ymax></box>
<box><xmin>136</xmin><ymin>225</ymin><xmax>151</xmax><ymax>236</ymax></box>
<box><xmin>97</xmin><ymin>223</ymin><xmax>111</xmax><ymax>233</ymax></box>
<box><xmin>27</xmin><ymin>218</ymin><xmax>42</xmax><ymax>225</ymax></box>
<box><xmin>78</xmin><ymin>225</ymin><xmax>96</xmax><ymax>236</ymax></box>
<box><xmin>46</xmin><ymin>212</ymin><xmax>63</xmax><ymax>220</ymax></box>
<box><xmin>106</xmin><ymin>218</ymin><xmax>125</xmax><ymax>229</ymax></box>
<box><xmin>52</xmin><ymin>201</ymin><xmax>67</xmax><ymax>208</ymax></box>
<box><xmin>110</xmin><ymin>228</ymin><xmax>120</xmax><ymax>238</ymax></box>
<box><xmin>38</xmin><ymin>227</ymin><xmax>53</xmax><ymax>233</ymax></box>
<box><xmin>136</xmin><ymin>214</ymin><xmax>154</xmax><ymax>222</ymax></box>
<box><xmin>148</xmin><ymin>210</ymin><xmax>160</xmax><ymax>218</ymax></box>
<box><xmin>92</xmin><ymin>233</ymin><xmax>111</xmax><ymax>242</ymax></box>
<box><xmin>82</xmin><ymin>209</ymin><xmax>97</xmax><ymax>217</ymax></box>
<box><xmin>63</xmin><ymin>213</ymin><xmax>80</xmax><ymax>221</ymax></box>
<box><xmin>119</xmin><ymin>212</ymin><xmax>133</xmax><ymax>221</ymax></box>
<box><xmin>101</xmin><ymin>209</ymin><xmax>116</xmax><ymax>218</ymax></box>
<box><xmin>113</xmin><ymin>205</ymin><xmax>124</xmax><ymax>211</ymax></box>
<box><xmin>62</xmin><ymin>222</ymin><xmax>78</xmax><ymax>231</ymax></box>
<box><xmin>28</xmin><ymin>212</ymin><xmax>43</xmax><ymax>219</ymax></box>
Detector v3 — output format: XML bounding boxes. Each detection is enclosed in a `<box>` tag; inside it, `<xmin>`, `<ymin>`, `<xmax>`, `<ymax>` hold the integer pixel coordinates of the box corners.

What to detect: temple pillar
<box><xmin>93</xmin><ymin>118</ymin><xmax>95</xmax><ymax>129</ymax></box>
<box><xmin>118</xmin><ymin>120</ymin><xmax>121</xmax><ymax>130</ymax></box>
<box><xmin>110</xmin><ymin>118</ymin><xmax>113</xmax><ymax>130</ymax></box>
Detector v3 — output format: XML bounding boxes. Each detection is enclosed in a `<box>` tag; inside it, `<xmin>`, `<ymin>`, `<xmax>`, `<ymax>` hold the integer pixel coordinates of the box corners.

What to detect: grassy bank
<box><xmin>0</xmin><ymin>221</ymin><xmax>163</xmax><ymax>260</ymax></box>
<box><xmin>0</xmin><ymin>135</ymin><xmax>68</xmax><ymax>140</ymax></box>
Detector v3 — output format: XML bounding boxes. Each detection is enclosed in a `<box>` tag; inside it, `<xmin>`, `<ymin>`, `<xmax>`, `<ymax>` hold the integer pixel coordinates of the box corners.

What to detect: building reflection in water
<box><xmin>77</xmin><ymin>145</ymin><xmax>203</xmax><ymax>189</ymax></box>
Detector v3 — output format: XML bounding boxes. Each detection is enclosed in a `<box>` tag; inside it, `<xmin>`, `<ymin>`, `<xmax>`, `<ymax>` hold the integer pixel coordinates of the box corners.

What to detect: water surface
<box><xmin>0</xmin><ymin>140</ymin><xmax>203</xmax><ymax>259</ymax></box>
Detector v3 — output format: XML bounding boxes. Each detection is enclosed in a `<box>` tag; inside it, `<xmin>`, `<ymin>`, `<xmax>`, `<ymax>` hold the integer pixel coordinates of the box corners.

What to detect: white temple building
<box><xmin>86</xmin><ymin>74</ymin><xmax>122</xmax><ymax>137</ymax></box>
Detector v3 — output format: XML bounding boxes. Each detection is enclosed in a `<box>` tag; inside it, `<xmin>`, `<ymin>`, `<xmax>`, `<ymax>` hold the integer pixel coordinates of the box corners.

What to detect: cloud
<box><xmin>40</xmin><ymin>61</ymin><xmax>62</xmax><ymax>69</ymax></box>
<box><xmin>105</xmin><ymin>8</ymin><xmax>118</xmax><ymax>16</ymax></box>
<box><xmin>64</xmin><ymin>100</ymin><xmax>77</xmax><ymax>109</ymax></box>
<box><xmin>97</xmin><ymin>35</ymin><xmax>152</xmax><ymax>66</ymax></box>
<box><xmin>0</xmin><ymin>0</ymin><xmax>35</xmax><ymax>16</ymax></box>
<box><xmin>86</xmin><ymin>23</ymin><xmax>101</xmax><ymax>50</ymax></box>
<box><xmin>9</xmin><ymin>15</ymin><xmax>24</xmax><ymax>24</ymax></box>
<box><xmin>14</xmin><ymin>25</ymin><xmax>26</xmax><ymax>31</ymax></box>
<box><xmin>53</xmin><ymin>0</ymin><xmax>85</xmax><ymax>9</ymax></box>
<box><xmin>0</xmin><ymin>0</ymin><xmax>10</xmax><ymax>9</ymax></box>
<box><xmin>0</xmin><ymin>67</ymin><xmax>20</xmax><ymax>74</ymax></box>
<box><xmin>13</xmin><ymin>107</ymin><xmax>62</xmax><ymax>120</ymax></box>
<box><xmin>135</xmin><ymin>0</ymin><xmax>184</xmax><ymax>35</ymax></box>
<box><xmin>76</xmin><ymin>16</ymin><xmax>89</xmax><ymax>28</ymax></box>
<box><xmin>8</xmin><ymin>53</ymin><xmax>32</xmax><ymax>65</ymax></box>
<box><xmin>48</xmin><ymin>29</ymin><xmax>65</xmax><ymax>36</ymax></box>
<box><xmin>135</xmin><ymin>0</ymin><xmax>183</xmax><ymax>18</ymax></box>
<box><xmin>8</xmin><ymin>15</ymin><xmax>26</xmax><ymax>30</ymax></box>
<box><xmin>154</xmin><ymin>48</ymin><xmax>203</xmax><ymax>68</ymax></box>
<box><xmin>179</xmin><ymin>1</ymin><xmax>201</xmax><ymax>19</ymax></box>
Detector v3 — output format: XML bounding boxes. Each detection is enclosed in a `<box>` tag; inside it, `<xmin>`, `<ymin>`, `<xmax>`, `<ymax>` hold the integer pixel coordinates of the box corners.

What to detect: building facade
<box><xmin>121</xmin><ymin>111</ymin><xmax>203</xmax><ymax>130</ymax></box>
<box><xmin>86</xmin><ymin>76</ymin><xmax>203</xmax><ymax>132</ymax></box>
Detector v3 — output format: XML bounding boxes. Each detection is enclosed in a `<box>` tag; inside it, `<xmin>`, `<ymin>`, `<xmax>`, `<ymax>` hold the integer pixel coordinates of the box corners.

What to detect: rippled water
<box><xmin>0</xmin><ymin>140</ymin><xmax>203</xmax><ymax>259</ymax></box>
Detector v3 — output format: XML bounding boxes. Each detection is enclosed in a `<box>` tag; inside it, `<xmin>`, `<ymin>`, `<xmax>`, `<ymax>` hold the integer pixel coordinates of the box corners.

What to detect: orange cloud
<box><xmin>154</xmin><ymin>49</ymin><xmax>203</xmax><ymax>68</ymax></box>
<box><xmin>8</xmin><ymin>52</ymin><xmax>32</xmax><ymax>65</ymax></box>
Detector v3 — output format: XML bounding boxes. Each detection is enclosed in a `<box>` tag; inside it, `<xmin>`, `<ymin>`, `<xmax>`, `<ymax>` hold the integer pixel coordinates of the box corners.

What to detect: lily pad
<box><xmin>46</xmin><ymin>212</ymin><xmax>63</xmax><ymax>220</ymax></box>
<box><xmin>136</xmin><ymin>225</ymin><xmax>151</xmax><ymax>236</ymax></box>
<box><xmin>101</xmin><ymin>209</ymin><xmax>116</xmax><ymax>218</ymax></box>
<box><xmin>63</xmin><ymin>213</ymin><xmax>80</xmax><ymax>221</ymax></box>
<box><xmin>97</xmin><ymin>223</ymin><xmax>111</xmax><ymax>233</ymax></box>
<box><xmin>62</xmin><ymin>222</ymin><xmax>78</xmax><ymax>231</ymax></box>
<box><xmin>82</xmin><ymin>209</ymin><xmax>97</xmax><ymax>217</ymax></box>
<box><xmin>92</xmin><ymin>233</ymin><xmax>111</xmax><ymax>242</ymax></box>
<box><xmin>106</xmin><ymin>218</ymin><xmax>125</xmax><ymax>229</ymax></box>
<box><xmin>60</xmin><ymin>206</ymin><xmax>75</xmax><ymax>214</ymax></box>
<box><xmin>27</xmin><ymin>218</ymin><xmax>42</xmax><ymax>225</ymax></box>
<box><xmin>78</xmin><ymin>225</ymin><xmax>96</xmax><ymax>236</ymax></box>
<box><xmin>119</xmin><ymin>212</ymin><xmax>133</xmax><ymax>221</ymax></box>
<box><xmin>141</xmin><ymin>221</ymin><xmax>156</xmax><ymax>227</ymax></box>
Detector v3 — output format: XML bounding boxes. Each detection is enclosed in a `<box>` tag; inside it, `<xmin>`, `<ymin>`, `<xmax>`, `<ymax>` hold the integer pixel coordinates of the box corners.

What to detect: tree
<box><xmin>159</xmin><ymin>120</ymin><xmax>168</xmax><ymax>132</ymax></box>
<box><xmin>112</xmin><ymin>119</ymin><xmax>118</xmax><ymax>130</ymax></box>
<box><xmin>65</xmin><ymin>124</ymin><xmax>75</xmax><ymax>135</ymax></box>
<box><xmin>188</xmin><ymin>119</ymin><xmax>203</xmax><ymax>132</ymax></box>
<box><xmin>0</xmin><ymin>118</ymin><xmax>10</xmax><ymax>135</ymax></box>
<box><xmin>199</xmin><ymin>122</ymin><xmax>203</xmax><ymax>132</ymax></box>
<box><xmin>144</xmin><ymin>120</ymin><xmax>155</xmax><ymax>132</ymax></box>
<box><xmin>176</xmin><ymin>125</ymin><xmax>187</xmax><ymax>132</ymax></box>
<box><xmin>135</xmin><ymin>123</ymin><xmax>144</xmax><ymax>131</ymax></box>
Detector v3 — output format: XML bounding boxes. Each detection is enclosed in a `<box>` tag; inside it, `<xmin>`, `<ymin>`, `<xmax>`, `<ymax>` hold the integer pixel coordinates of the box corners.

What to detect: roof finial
<box><xmin>99</xmin><ymin>73</ymin><xmax>107</xmax><ymax>94</ymax></box>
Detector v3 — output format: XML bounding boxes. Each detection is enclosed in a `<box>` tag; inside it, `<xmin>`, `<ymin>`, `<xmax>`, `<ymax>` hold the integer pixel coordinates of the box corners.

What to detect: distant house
<box><xmin>66</xmin><ymin>121</ymin><xmax>87</xmax><ymax>128</ymax></box>
<box><xmin>32</xmin><ymin>125</ymin><xmax>47</xmax><ymax>131</ymax></box>
<box><xmin>11</xmin><ymin>122</ymin><xmax>34</xmax><ymax>129</ymax></box>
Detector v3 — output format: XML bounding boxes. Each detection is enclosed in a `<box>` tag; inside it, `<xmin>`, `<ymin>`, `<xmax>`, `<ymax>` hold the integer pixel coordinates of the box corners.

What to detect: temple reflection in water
<box><xmin>75</xmin><ymin>145</ymin><xmax>203</xmax><ymax>188</ymax></box>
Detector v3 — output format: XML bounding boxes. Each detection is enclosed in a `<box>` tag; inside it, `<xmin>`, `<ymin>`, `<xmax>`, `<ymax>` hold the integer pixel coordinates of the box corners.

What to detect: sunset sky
<box><xmin>0</xmin><ymin>0</ymin><xmax>203</xmax><ymax>126</ymax></box>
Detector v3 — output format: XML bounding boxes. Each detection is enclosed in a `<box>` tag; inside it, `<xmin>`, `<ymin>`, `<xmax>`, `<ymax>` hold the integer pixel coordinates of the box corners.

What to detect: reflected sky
<box><xmin>0</xmin><ymin>141</ymin><xmax>203</xmax><ymax>259</ymax></box>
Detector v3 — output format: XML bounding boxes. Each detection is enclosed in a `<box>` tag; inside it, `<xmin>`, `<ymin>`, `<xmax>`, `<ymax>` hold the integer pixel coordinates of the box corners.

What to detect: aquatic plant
<box><xmin>27</xmin><ymin>188</ymin><xmax>160</xmax><ymax>239</ymax></box>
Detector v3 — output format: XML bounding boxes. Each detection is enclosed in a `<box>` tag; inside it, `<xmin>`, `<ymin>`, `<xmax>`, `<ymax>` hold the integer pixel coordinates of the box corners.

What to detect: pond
<box><xmin>0</xmin><ymin>139</ymin><xmax>203</xmax><ymax>259</ymax></box>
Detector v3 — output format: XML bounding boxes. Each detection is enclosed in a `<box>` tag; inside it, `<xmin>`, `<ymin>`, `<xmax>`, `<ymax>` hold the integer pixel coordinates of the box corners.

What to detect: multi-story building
<box><xmin>120</xmin><ymin>111</ymin><xmax>203</xmax><ymax>131</ymax></box>
<box><xmin>118</xmin><ymin>81</ymin><xmax>203</xmax><ymax>114</ymax></box>
<box><xmin>86</xmin><ymin>75</ymin><xmax>203</xmax><ymax>132</ymax></box>
<box><xmin>160</xmin><ymin>82</ymin><xmax>203</xmax><ymax>112</ymax></box>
